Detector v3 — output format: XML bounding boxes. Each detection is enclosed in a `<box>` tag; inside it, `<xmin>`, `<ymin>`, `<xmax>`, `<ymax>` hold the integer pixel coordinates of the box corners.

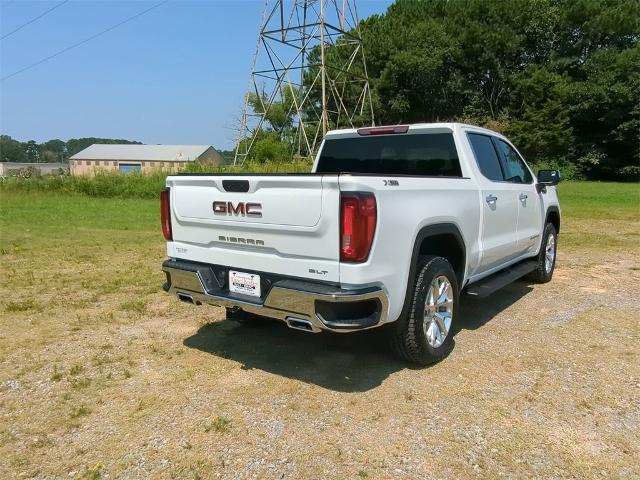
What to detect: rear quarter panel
<box><xmin>338</xmin><ymin>175</ymin><xmax>481</xmax><ymax>323</ymax></box>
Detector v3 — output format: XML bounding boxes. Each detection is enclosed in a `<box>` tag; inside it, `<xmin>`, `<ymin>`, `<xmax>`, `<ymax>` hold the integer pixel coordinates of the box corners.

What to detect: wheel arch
<box><xmin>414</xmin><ymin>224</ymin><xmax>467</xmax><ymax>284</ymax></box>
<box><xmin>545</xmin><ymin>206</ymin><xmax>560</xmax><ymax>233</ymax></box>
<box><xmin>393</xmin><ymin>223</ymin><xmax>466</xmax><ymax>324</ymax></box>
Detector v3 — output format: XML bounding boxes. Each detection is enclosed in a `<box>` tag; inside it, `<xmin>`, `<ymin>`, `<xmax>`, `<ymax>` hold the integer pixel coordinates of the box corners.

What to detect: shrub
<box><xmin>0</xmin><ymin>159</ymin><xmax>313</xmax><ymax>199</ymax></box>
<box><xmin>535</xmin><ymin>159</ymin><xmax>581</xmax><ymax>181</ymax></box>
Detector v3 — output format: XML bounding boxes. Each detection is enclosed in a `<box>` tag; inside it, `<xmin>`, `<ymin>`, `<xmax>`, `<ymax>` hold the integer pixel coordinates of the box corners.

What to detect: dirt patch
<box><xmin>1</xmin><ymin>231</ymin><xmax>639</xmax><ymax>478</ymax></box>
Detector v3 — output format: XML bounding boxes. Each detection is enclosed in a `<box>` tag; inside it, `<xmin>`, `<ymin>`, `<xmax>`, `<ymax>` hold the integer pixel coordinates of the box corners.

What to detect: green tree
<box><xmin>0</xmin><ymin>135</ymin><xmax>26</xmax><ymax>162</ymax></box>
<box><xmin>24</xmin><ymin>140</ymin><xmax>40</xmax><ymax>162</ymax></box>
<box><xmin>244</xmin><ymin>86</ymin><xmax>299</xmax><ymax>160</ymax></box>
<box><xmin>251</xmin><ymin>131</ymin><xmax>292</xmax><ymax>162</ymax></box>
<box><xmin>565</xmin><ymin>45</ymin><xmax>640</xmax><ymax>178</ymax></box>
<box><xmin>247</xmin><ymin>86</ymin><xmax>297</xmax><ymax>136</ymax></box>
<box><xmin>237</xmin><ymin>129</ymin><xmax>292</xmax><ymax>163</ymax></box>
<box><xmin>318</xmin><ymin>0</ymin><xmax>639</xmax><ymax>179</ymax></box>
<box><xmin>41</xmin><ymin>139</ymin><xmax>66</xmax><ymax>162</ymax></box>
<box><xmin>505</xmin><ymin>65</ymin><xmax>574</xmax><ymax>167</ymax></box>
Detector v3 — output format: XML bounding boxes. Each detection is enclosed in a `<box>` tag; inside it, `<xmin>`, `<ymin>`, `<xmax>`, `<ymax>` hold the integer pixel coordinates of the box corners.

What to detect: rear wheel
<box><xmin>527</xmin><ymin>223</ymin><xmax>557</xmax><ymax>283</ymax></box>
<box><xmin>390</xmin><ymin>255</ymin><xmax>459</xmax><ymax>365</ymax></box>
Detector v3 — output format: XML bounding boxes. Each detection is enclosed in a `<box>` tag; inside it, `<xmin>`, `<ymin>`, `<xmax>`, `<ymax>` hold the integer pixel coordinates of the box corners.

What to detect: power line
<box><xmin>1</xmin><ymin>1</ymin><xmax>69</xmax><ymax>40</ymax></box>
<box><xmin>1</xmin><ymin>1</ymin><xmax>168</xmax><ymax>82</ymax></box>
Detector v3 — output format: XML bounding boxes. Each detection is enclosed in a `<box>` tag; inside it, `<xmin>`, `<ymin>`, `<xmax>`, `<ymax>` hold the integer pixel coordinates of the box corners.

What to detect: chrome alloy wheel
<box><xmin>423</xmin><ymin>275</ymin><xmax>454</xmax><ymax>348</ymax></box>
<box><xmin>545</xmin><ymin>233</ymin><xmax>556</xmax><ymax>274</ymax></box>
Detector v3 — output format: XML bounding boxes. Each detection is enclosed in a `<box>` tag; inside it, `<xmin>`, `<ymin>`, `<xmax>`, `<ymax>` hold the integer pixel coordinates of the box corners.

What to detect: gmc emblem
<box><xmin>213</xmin><ymin>201</ymin><xmax>262</xmax><ymax>217</ymax></box>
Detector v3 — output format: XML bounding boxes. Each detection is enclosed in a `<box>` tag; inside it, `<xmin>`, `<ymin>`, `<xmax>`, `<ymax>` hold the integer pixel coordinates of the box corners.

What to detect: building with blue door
<box><xmin>69</xmin><ymin>144</ymin><xmax>224</xmax><ymax>176</ymax></box>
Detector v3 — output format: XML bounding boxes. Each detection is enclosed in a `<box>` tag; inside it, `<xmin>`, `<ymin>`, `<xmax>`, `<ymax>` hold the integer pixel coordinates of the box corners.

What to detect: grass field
<box><xmin>1</xmin><ymin>182</ymin><xmax>638</xmax><ymax>479</ymax></box>
<box><xmin>0</xmin><ymin>159</ymin><xmax>313</xmax><ymax>199</ymax></box>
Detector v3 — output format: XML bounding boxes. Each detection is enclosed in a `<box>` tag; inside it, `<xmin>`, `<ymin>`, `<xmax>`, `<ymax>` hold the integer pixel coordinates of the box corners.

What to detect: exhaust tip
<box><xmin>286</xmin><ymin>317</ymin><xmax>316</xmax><ymax>332</ymax></box>
<box><xmin>177</xmin><ymin>293</ymin><xmax>195</xmax><ymax>304</ymax></box>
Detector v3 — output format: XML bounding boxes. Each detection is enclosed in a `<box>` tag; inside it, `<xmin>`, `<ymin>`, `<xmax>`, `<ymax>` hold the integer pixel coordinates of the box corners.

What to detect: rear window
<box><xmin>467</xmin><ymin>133</ymin><xmax>503</xmax><ymax>181</ymax></box>
<box><xmin>316</xmin><ymin>133</ymin><xmax>462</xmax><ymax>177</ymax></box>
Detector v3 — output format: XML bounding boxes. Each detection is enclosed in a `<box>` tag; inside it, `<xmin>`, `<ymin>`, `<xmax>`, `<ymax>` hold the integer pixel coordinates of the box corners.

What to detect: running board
<box><xmin>464</xmin><ymin>260</ymin><xmax>537</xmax><ymax>298</ymax></box>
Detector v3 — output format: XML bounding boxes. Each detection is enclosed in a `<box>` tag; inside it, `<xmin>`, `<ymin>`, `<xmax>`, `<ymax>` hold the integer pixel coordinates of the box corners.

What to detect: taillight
<box><xmin>340</xmin><ymin>192</ymin><xmax>377</xmax><ymax>262</ymax></box>
<box><xmin>160</xmin><ymin>188</ymin><xmax>172</xmax><ymax>241</ymax></box>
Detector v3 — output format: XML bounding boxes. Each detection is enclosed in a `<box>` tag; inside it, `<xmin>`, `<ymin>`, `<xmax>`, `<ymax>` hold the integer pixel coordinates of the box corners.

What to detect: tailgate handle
<box><xmin>222</xmin><ymin>180</ymin><xmax>250</xmax><ymax>192</ymax></box>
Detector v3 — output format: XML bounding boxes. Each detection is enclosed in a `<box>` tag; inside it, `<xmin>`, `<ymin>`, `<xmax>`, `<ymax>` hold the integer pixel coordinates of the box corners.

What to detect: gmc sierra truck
<box><xmin>161</xmin><ymin>123</ymin><xmax>561</xmax><ymax>365</ymax></box>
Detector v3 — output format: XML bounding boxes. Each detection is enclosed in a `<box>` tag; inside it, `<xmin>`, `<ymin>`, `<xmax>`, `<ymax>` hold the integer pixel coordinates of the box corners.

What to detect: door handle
<box><xmin>485</xmin><ymin>194</ymin><xmax>498</xmax><ymax>205</ymax></box>
<box><xmin>519</xmin><ymin>193</ymin><xmax>528</xmax><ymax>202</ymax></box>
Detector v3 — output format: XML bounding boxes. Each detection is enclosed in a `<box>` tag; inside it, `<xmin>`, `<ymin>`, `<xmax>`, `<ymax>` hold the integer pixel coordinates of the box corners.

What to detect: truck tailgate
<box><xmin>166</xmin><ymin>175</ymin><xmax>341</xmax><ymax>282</ymax></box>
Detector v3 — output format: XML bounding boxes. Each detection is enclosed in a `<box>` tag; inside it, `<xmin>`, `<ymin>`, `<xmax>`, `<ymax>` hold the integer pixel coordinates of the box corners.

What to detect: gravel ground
<box><xmin>1</xmin><ymin>235</ymin><xmax>638</xmax><ymax>479</ymax></box>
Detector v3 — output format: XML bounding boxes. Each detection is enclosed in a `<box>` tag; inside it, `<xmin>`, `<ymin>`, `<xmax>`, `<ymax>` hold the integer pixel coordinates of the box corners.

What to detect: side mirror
<box><xmin>536</xmin><ymin>169</ymin><xmax>560</xmax><ymax>192</ymax></box>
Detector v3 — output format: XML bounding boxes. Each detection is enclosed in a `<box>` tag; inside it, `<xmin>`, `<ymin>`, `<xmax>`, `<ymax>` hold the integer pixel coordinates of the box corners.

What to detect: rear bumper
<box><xmin>162</xmin><ymin>259</ymin><xmax>389</xmax><ymax>333</ymax></box>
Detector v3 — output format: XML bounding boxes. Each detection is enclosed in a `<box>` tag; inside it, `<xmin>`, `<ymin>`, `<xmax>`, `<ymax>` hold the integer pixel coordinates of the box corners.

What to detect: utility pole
<box><xmin>319</xmin><ymin>0</ymin><xmax>327</xmax><ymax>137</ymax></box>
<box><xmin>234</xmin><ymin>0</ymin><xmax>374</xmax><ymax>165</ymax></box>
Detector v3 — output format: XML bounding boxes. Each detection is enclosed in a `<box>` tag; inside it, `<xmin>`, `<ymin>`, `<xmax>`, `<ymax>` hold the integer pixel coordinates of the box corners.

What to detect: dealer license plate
<box><xmin>228</xmin><ymin>270</ymin><xmax>261</xmax><ymax>298</ymax></box>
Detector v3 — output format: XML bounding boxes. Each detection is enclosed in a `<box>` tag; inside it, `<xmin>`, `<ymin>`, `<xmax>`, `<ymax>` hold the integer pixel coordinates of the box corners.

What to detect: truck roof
<box><xmin>325</xmin><ymin>122</ymin><xmax>503</xmax><ymax>139</ymax></box>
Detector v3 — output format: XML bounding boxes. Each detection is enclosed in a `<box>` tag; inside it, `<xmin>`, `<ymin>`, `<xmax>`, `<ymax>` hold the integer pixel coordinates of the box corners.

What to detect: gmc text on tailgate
<box><xmin>161</xmin><ymin>123</ymin><xmax>561</xmax><ymax>365</ymax></box>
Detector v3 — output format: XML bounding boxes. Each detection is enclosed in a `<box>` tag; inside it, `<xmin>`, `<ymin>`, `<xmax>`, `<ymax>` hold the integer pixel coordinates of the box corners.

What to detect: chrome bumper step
<box><xmin>162</xmin><ymin>259</ymin><xmax>389</xmax><ymax>333</ymax></box>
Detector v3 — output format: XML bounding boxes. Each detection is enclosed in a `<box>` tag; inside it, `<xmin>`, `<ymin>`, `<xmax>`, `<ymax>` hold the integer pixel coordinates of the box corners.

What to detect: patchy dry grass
<box><xmin>119</xmin><ymin>299</ymin><xmax>147</xmax><ymax>314</ymax></box>
<box><xmin>0</xmin><ymin>185</ymin><xmax>638</xmax><ymax>479</ymax></box>
<box><xmin>3</xmin><ymin>299</ymin><xmax>42</xmax><ymax>313</ymax></box>
<box><xmin>204</xmin><ymin>415</ymin><xmax>232</xmax><ymax>433</ymax></box>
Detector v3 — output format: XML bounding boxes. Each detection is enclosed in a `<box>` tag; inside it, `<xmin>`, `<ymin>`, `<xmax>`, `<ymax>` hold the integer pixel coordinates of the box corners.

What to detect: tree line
<box><xmin>359</xmin><ymin>0</ymin><xmax>638</xmax><ymax>180</ymax></box>
<box><xmin>3</xmin><ymin>1</ymin><xmax>636</xmax><ymax>180</ymax></box>
<box><xmin>247</xmin><ymin>0</ymin><xmax>638</xmax><ymax>180</ymax></box>
<box><xmin>0</xmin><ymin>135</ymin><xmax>143</xmax><ymax>164</ymax></box>
<box><xmin>0</xmin><ymin>134</ymin><xmax>237</xmax><ymax>166</ymax></box>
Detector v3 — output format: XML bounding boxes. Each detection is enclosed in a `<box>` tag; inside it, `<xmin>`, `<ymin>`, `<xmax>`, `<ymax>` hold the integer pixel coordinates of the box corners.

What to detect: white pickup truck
<box><xmin>161</xmin><ymin>123</ymin><xmax>561</xmax><ymax>365</ymax></box>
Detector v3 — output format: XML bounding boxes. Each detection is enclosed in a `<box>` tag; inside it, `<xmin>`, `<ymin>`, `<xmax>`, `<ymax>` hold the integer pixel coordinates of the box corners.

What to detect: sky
<box><xmin>0</xmin><ymin>0</ymin><xmax>393</xmax><ymax>150</ymax></box>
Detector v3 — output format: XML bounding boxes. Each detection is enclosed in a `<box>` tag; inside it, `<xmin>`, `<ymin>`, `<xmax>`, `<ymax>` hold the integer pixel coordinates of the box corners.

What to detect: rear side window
<box><xmin>316</xmin><ymin>133</ymin><xmax>462</xmax><ymax>177</ymax></box>
<box><xmin>494</xmin><ymin>139</ymin><xmax>533</xmax><ymax>183</ymax></box>
<box><xmin>467</xmin><ymin>133</ymin><xmax>503</xmax><ymax>182</ymax></box>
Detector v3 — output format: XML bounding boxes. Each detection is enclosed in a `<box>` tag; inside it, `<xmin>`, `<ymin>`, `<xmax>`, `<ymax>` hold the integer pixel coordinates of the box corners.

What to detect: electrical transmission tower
<box><xmin>234</xmin><ymin>0</ymin><xmax>374</xmax><ymax>165</ymax></box>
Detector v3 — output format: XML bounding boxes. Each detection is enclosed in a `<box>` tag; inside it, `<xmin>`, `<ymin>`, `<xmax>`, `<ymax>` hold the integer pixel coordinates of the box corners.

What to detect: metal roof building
<box><xmin>70</xmin><ymin>144</ymin><xmax>224</xmax><ymax>175</ymax></box>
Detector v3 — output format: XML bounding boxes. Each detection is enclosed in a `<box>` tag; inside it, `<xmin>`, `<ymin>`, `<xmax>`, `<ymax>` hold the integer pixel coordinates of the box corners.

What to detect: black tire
<box><xmin>527</xmin><ymin>222</ymin><xmax>557</xmax><ymax>283</ymax></box>
<box><xmin>390</xmin><ymin>255</ymin><xmax>459</xmax><ymax>365</ymax></box>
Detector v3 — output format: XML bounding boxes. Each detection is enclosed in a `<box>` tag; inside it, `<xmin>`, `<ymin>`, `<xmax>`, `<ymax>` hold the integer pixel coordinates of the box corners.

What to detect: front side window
<box><xmin>494</xmin><ymin>139</ymin><xmax>533</xmax><ymax>184</ymax></box>
<box><xmin>467</xmin><ymin>133</ymin><xmax>503</xmax><ymax>181</ymax></box>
